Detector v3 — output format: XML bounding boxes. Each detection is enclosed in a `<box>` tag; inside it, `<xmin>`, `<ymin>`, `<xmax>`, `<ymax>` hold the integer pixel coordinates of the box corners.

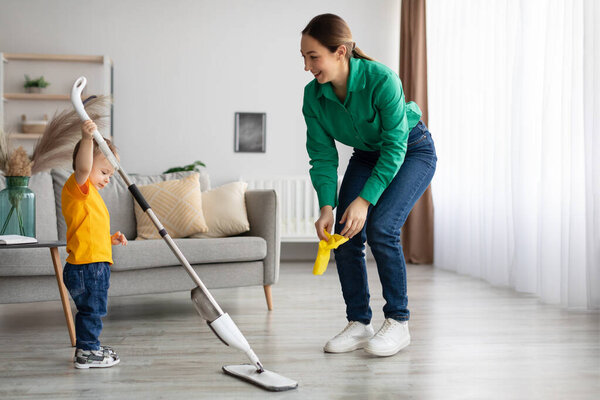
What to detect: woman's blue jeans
<box><xmin>63</xmin><ymin>262</ymin><xmax>110</xmax><ymax>350</ymax></box>
<box><xmin>333</xmin><ymin>121</ymin><xmax>437</xmax><ymax>324</ymax></box>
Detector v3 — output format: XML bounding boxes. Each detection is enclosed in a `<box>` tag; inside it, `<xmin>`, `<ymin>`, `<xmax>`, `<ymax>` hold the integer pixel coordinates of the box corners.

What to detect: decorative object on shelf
<box><xmin>0</xmin><ymin>96</ymin><xmax>111</xmax><ymax>237</ymax></box>
<box><xmin>23</xmin><ymin>74</ymin><xmax>50</xmax><ymax>93</ymax></box>
<box><xmin>21</xmin><ymin>114</ymin><xmax>49</xmax><ymax>134</ymax></box>
<box><xmin>0</xmin><ymin>175</ymin><xmax>35</xmax><ymax>236</ymax></box>
<box><xmin>0</xmin><ymin>144</ymin><xmax>34</xmax><ymax>236</ymax></box>
<box><xmin>163</xmin><ymin>160</ymin><xmax>206</xmax><ymax>174</ymax></box>
<box><xmin>234</xmin><ymin>112</ymin><xmax>266</xmax><ymax>153</ymax></box>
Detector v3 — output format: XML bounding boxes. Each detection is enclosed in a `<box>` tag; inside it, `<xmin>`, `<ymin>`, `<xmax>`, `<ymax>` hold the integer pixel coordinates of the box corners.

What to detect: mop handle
<box><xmin>69</xmin><ymin>77</ymin><xmax>223</xmax><ymax>316</ymax></box>
<box><xmin>71</xmin><ymin>77</ymin><xmax>120</xmax><ymax>171</ymax></box>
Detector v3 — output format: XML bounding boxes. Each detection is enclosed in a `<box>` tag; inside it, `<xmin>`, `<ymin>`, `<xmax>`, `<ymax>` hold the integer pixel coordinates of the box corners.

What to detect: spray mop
<box><xmin>70</xmin><ymin>77</ymin><xmax>297</xmax><ymax>392</ymax></box>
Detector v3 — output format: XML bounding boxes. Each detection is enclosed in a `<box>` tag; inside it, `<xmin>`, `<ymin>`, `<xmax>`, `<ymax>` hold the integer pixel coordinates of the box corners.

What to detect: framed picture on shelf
<box><xmin>234</xmin><ymin>112</ymin><xmax>266</xmax><ymax>153</ymax></box>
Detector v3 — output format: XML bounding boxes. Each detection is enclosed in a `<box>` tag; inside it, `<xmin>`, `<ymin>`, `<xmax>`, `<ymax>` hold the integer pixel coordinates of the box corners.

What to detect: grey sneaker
<box><xmin>324</xmin><ymin>321</ymin><xmax>375</xmax><ymax>353</ymax></box>
<box><xmin>74</xmin><ymin>346</ymin><xmax>120</xmax><ymax>369</ymax></box>
<box><xmin>73</xmin><ymin>346</ymin><xmax>117</xmax><ymax>362</ymax></box>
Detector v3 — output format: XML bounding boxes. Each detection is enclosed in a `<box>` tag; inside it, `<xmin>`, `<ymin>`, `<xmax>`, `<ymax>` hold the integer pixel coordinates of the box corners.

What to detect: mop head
<box><xmin>222</xmin><ymin>364</ymin><xmax>298</xmax><ymax>391</ymax></box>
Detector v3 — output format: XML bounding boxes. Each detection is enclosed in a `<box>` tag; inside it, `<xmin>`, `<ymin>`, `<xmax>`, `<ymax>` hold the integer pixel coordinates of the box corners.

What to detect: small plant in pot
<box><xmin>163</xmin><ymin>160</ymin><xmax>206</xmax><ymax>174</ymax></box>
<box><xmin>24</xmin><ymin>75</ymin><xmax>50</xmax><ymax>93</ymax></box>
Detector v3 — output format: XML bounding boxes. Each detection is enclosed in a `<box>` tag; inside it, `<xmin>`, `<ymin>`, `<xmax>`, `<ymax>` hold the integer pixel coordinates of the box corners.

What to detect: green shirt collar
<box><xmin>316</xmin><ymin>57</ymin><xmax>366</xmax><ymax>102</ymax></box>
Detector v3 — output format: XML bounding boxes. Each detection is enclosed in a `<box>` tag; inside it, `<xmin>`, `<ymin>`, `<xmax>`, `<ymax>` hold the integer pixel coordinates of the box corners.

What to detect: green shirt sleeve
<box><xmin>303</xmin><ymin>100</ymin><xmax>339</xmax><ymax>209</ymax></box>
<box><xmin>359</xmin><ymin>74</ymin><xmax>409</xmax><ymax>205</ymax></box>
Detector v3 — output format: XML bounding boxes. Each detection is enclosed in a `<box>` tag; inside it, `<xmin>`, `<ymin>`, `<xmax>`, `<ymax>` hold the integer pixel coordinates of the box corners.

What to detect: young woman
<box><xmin>301</xmin><ymin>14</ymin><xmax>437</xmax><ymax>357</ymax></box>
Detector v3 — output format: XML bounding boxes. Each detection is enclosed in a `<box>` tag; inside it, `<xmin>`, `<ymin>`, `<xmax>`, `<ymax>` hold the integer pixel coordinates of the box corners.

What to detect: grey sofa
<box><xmin>0</xmin><ymin>169</ymin><xmax>280</xmax><ymax>309</ymax></box>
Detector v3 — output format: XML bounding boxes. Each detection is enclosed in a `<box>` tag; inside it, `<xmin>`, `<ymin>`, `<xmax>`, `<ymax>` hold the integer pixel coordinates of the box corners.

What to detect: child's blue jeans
<box><xmin>333</xmin><ymin>121</ymin><xmax>437</xmax><ymax>325</ymax></box>
<box><xmin>63</xmin><ymin>262</ymin><xmax>110</xmax><ymax>350</ymax></box>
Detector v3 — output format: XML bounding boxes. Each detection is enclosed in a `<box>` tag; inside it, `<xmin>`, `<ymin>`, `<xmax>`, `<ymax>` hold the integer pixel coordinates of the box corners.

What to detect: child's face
<box><xmin>90</xmin><ymin>153</ymin><xmax>115</xmax><ymax>190</ymax></box>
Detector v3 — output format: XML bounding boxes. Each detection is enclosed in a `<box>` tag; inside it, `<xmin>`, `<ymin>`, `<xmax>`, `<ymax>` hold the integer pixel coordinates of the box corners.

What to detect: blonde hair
<box><xmin>72</xmin><ymin>137</ymin><xmax>118</xmax><ymax>170</ymax></box>
<box><xmin>302</xmin><ymin>13</ymin><xmax>374</xmax><ymax>61</ymax></box>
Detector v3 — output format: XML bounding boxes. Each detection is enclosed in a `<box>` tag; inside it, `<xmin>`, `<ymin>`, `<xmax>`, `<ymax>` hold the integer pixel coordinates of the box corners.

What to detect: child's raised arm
<box><xmin>74</xmin><ymin>120</ymin><xmax>96</xmax><ymax>186</ymax></box>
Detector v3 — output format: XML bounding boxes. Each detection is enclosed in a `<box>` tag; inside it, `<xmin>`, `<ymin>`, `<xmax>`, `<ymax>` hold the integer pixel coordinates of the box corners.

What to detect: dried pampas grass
<box><xmin>31</xmin><ymin>95</ymin><xmax>111</xmax><ymax>174</ymax></box>
<box><xmin>0</xmin><ymin>96</ymin><xmax>112</xmax><ymax>177</ymax></box>
<box><xmin>6</xmin><ymin>146</ymin><xmax>32</xmax><ymax>176</ymax></box>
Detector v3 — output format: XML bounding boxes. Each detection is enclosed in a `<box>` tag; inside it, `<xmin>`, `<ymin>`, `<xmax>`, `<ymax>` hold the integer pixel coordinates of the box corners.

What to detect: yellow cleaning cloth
<box><xmin>313</xmin><ymin>230</ymin><xmax>349</xmax><ymax>275</ymax></box>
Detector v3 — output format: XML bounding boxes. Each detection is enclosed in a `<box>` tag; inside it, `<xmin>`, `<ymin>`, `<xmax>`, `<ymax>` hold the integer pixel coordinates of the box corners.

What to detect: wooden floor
<box><xmin>0</xmin><ymin>261</ymin><xmax>598</xmax><ymax>399</ymax></box>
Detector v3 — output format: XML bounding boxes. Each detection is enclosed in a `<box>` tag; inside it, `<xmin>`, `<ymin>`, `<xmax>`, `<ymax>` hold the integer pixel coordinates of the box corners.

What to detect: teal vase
<box><xmin>0</xmin><ymin>176</ymin><xmax>36</xmax><ymax>237</ymax></box>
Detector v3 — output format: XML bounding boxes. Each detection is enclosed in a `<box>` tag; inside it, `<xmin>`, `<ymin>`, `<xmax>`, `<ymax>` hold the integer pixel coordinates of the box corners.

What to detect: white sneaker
<box><xmin>364</xmin><ymin>318</ymin><xmax>410</xmax><ymax>357</ymax></box>
<box><xmin>324</xmin><ymin>321</ymin><xmax>375</xmax><ymax>353</ymax></box>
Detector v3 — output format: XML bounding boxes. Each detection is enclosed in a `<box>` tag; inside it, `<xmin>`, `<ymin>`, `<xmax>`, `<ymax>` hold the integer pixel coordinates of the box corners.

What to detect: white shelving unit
<box><xmin>0</xmin><ymin>53</ymin><xmax>113</xmax><ymax>152</ymax></box>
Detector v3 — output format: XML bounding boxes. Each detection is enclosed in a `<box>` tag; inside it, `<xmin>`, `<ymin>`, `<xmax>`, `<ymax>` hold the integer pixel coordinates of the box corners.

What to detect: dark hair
<box><xmin>72</xmin><ymin>137</ymin><xmax>118</xmax><ymax>170</ymax></box>
<box><xmin>302</xmin><ymin>13</ymin><xmax>374</xmax><ymax>61</ymax></box>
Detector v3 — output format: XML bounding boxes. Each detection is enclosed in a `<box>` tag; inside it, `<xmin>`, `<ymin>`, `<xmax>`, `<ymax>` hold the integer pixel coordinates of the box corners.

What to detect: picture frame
<box><xmin>234</xmin><ymin>112</ymin><xmax>266</xmax><ymax>153</ymax></box>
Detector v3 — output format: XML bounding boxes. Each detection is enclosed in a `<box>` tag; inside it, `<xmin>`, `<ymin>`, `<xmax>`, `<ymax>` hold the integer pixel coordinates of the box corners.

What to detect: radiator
<box><xmin>245</xmin><ymin>176</ymin><xmax>321</xmax><ymax>242</ymax></box>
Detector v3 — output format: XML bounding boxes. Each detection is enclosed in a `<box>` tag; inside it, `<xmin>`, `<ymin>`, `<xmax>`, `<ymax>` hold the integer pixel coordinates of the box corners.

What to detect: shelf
<box><xmin>8</xmin><ymin>133</ymin><xmax>42</xmax><ymax>140</ymax></box>
<box><xmin>4</xmin><ymin>93</ymin><xmax>69</xmax><ymax>101</ymax></box>
<box><xmin>3</xmin><ymin>53</ymin><xmax>106</xmax><ymax>64</ymax></box>
<box><xmin>2</xmin><ymin>93</ymin><xmax>91</xmax><ymax>101</ymax></box>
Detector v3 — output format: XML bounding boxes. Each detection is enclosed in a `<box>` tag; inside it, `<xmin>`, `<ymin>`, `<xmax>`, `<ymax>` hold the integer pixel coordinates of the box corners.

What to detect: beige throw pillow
<box><xmin>190</xmin><ymin>181</ymin><xmax>250</xmax><ymax>238</ymax></box>
<box><xmin>134</xmin><ymin>173</ymin><xmax>208</xmax><ymax>239</ymax></box>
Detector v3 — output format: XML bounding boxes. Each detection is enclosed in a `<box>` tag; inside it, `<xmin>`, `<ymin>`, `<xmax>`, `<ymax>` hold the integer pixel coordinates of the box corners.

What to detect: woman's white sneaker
<box><xmin>324</xmin><ymin>321</ymin><xmax>375</xmax><ymax>353</ymax></box>
<box><xmin>364</xmin><ymin>318</ymin><xmax>410</xmax><ymax>357</ymax></box>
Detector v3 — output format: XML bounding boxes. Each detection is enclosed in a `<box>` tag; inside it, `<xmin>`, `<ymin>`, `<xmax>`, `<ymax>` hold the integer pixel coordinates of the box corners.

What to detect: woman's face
<box><xmin>300</xmin><ymin>34</ymin><xmax>345</xmax><ymax>84</ymax></box>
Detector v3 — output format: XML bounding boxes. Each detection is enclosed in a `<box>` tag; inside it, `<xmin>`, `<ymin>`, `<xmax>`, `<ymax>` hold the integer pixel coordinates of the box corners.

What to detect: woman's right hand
<box><xmin>315</xmin><ymin>205</ymin><xmax>334</xmax><ymax>241</ymax></box>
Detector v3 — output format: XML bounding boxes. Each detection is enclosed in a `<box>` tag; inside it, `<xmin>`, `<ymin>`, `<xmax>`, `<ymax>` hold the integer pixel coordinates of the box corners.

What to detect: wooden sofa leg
<box><xmin>263</xmin><ymin>285</ymin><xmax>273</xmax><ymax>311</ymax></box>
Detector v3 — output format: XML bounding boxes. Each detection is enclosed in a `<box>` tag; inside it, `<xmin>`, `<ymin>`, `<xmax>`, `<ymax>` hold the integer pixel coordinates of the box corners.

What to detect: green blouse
<box><xmin>303</xmin><ymin>57</ymin><xmax>421</xmax><ymax>208</ymax></box>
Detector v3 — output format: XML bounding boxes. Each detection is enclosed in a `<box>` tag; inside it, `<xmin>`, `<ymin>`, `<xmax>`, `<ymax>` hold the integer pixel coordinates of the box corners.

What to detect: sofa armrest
<box><xmin>242</xmin><ymin>190</ymin><xmax>280</xmax><ymax>285</ymax></box>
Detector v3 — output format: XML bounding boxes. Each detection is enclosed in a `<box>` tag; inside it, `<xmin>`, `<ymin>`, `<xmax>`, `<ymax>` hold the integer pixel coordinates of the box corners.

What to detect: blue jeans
<box><xmin>333</xmin><ymin>121</ymin><xmax>437</xmax><ymax>324</ymax></box>
<box><xmin>63</xmin><ymin>262</ymin><xmax>111</xmax><ymax>350</ymax></box>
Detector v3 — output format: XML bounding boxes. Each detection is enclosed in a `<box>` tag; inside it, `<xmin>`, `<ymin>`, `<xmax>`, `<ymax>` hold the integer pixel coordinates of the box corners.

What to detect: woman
<box><xmin>301</xmin><ymin>14</ymin><xmax>437</xmax><ymax>357</ymax></box>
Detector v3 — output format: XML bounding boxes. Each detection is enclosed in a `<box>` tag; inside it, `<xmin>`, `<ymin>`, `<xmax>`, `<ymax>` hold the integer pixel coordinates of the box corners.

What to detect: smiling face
<box><xmin>89</xmin><ymin>153</ymin><xmax>116</xmax><ymax>190</ymax></box>
<box><xmin>301</xmin><ymin>34</ymin><xmax>347</xmax><ymax>86</ymax></box>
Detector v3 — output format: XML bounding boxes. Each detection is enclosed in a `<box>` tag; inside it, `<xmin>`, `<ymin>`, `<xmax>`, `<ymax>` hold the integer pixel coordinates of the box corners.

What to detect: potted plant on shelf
<box><xmin>23</xmin><ymin>75</ymin><xmax>50</xmax><ymax>93</ymax></box>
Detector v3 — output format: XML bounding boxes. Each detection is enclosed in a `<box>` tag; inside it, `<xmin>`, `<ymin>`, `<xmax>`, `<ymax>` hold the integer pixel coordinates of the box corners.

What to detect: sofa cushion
<box><xmin>108</xmin><ymin>236</ymin><xmax>267</xmax><ymax>271</ymax></box>
<box><xmin>52</xmin><ymin>168</ymin><xmax>211</xmax><ymax>241</ymax></box>
<box><xmin>0</xmin><ymin>246</ymin><xmax>69</xmax><ymax>276</ymax></box>
<box><xmin>0</xmin><ymin>236</ymin><xmax>266</xmax><ymax>276</ymax></box>
<box><xmin>135</xmin><ymin>173</ymin><xmax>208</xmax><ymax>239</ymax></box>
<box><xmin>190</xmin><ymin>181</ymin><xmax>250</xmax><ymax>239</ymax></box>
<box><xmin>0</xmin><ymin>172</ymin><xmax>58</xmax><ymax>241</ymax></box>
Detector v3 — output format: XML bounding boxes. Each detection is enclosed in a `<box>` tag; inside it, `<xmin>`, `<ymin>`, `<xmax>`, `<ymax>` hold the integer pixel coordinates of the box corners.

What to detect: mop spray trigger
<box><xmin>313</xmin><ymin>230</ymin><xmax>349</xmax><ymax>275</ymax></box>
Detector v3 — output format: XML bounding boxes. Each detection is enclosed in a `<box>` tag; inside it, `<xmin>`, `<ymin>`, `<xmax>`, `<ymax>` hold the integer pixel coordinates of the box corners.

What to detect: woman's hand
<box><xmin>339</xmin><ymin>197</ymin><xmax>370</xmax><ymax>239</ymax></box>
<box><xmin>315</xmin><ymin>205</ymin><xmax>334</xmax><ymax>241</ymax></box>
<box><xmin>111</xmin><ymin>231</ymin><xmax>128</xmax><ymax>246</ymax></box>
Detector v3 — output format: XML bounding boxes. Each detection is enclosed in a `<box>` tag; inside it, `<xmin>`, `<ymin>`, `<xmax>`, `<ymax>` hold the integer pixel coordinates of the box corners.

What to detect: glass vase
<box><xmin>0</xmin><ymin>176</ymin><xmax>36</xmax><ymax>237</ymax></box>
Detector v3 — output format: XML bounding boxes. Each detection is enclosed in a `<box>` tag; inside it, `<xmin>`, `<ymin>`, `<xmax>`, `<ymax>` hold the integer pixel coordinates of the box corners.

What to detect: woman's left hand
<box><xmin>339</xmin><ymin>197</ymin><xmax>370</xmax><ymax>239</ymax></box>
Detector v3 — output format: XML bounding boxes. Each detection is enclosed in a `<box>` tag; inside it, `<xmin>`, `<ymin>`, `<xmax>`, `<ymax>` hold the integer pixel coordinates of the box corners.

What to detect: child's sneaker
<box><xmin>73</xmin><ymin>346</ymin><xmax>117</xmax><ymax>362</ymax></box>
<box><xmin>74</xmin><ymin>346</ymin><xmax>120</xmax><ymax>369</ymax></box>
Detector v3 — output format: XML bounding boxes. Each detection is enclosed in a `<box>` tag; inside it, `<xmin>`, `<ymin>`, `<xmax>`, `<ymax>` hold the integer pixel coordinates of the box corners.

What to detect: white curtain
<box><xmin>427</xmin><ymin>0</ymin><xmax>599</xmax><ymax>310</ymax></box>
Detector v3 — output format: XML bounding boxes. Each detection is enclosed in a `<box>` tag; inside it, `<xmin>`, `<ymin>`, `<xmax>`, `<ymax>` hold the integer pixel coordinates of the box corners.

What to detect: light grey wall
<box><xmin>0</xmin><ymin>0</ymin><xmax>400</xmax><ymax>186</ymax></box>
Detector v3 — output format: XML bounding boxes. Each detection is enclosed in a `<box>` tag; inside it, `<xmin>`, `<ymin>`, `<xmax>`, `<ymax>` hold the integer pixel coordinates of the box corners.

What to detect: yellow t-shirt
<box><xmin>61</xmin><ymin>174</ymin><xmax>113</xmax><ymax>265</ymax></box>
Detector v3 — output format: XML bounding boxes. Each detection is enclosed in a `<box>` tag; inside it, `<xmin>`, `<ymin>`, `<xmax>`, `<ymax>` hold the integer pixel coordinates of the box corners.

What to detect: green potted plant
<box><xmin>24</xmin><ymin>75</ymin><xmax>50</xmax><ymax>93</ymax></box>
<box><xmin>163</xmin><ymin>160</ymin><xmax>206</xmax><ymax>174</ymax></box>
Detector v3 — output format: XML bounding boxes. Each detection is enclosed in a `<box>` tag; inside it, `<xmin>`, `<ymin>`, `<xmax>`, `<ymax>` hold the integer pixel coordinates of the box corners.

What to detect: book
<box><xmin>0</xmin><ymin>235</ymin><xmax>38</xmax><ymax>245</ymax></box>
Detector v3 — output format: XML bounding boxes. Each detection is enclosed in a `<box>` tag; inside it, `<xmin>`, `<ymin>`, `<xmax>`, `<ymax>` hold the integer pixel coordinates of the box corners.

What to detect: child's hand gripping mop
<box><xmin>313</xmin><ymin>230</ymin><xmax>349</xmax><ymax>275</ymax></box>
<box><xmin>70</xmin><ymin>77</ymin><xmax>297</xmax><ymax>392</ymax></box>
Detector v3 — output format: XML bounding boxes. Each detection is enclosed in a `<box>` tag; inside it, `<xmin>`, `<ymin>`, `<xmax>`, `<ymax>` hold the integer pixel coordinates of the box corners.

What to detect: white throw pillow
<box><xmin>190</xmin><ymin>181</ymin><xmax>250</xmax><ymax>238</ymax></box>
